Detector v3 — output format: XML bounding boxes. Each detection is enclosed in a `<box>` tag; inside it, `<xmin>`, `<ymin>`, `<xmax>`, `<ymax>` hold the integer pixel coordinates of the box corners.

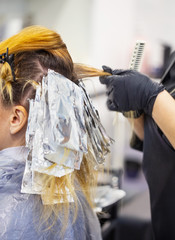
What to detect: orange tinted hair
<box><xmin>0</xmin><ymin>25</ymin><xmax>110</xmax><ymax>234</ymax></box>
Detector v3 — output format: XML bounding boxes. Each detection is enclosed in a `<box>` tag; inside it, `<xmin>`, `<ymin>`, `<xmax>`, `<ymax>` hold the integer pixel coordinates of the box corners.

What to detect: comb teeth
<box><xmin>122</xmin><ymin>40</ymin><xmax>146</xmax><ymax>118</ymax></box>
<box><xmin>129</xmin><ymin>41</ymin><xmax>145</xmax><ymax>71</ymax></box>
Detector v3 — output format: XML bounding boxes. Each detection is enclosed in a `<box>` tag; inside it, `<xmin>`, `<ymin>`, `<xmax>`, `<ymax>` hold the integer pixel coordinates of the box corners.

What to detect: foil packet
<box><xmin>21</xmin><ymin>70</ymin><xmax>113</xmax><ymax>200</ymax></box>
<box><xmin>79</xmin><ymin>81</ymin><xmax>114</xmax><ymax>167</ymax></box>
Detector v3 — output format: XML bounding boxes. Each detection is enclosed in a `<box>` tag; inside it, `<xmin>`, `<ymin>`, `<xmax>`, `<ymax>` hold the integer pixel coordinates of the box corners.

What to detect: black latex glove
<box><xmin>100</xmin><ymin>66</ymin><xmax>165</xmax><ymax>116</ymax></box>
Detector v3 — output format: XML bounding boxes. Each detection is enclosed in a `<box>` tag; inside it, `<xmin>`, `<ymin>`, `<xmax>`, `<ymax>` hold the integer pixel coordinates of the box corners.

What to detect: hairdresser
<box><xmin>99</xmin><ymin>65</ymin><xmax>175</xmax><ymax>240</ymax></box>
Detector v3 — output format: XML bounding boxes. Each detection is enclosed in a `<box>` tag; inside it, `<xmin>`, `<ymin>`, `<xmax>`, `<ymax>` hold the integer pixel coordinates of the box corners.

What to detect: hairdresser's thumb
<box><xmin>102</xmin><ymin>65</ymin><xmax>114</xmax><ymax>74</ymax></box>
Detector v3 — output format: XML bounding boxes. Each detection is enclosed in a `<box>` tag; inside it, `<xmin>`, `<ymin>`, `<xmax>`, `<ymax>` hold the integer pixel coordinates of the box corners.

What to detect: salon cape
<box><xmin>0</xmin><ymin>146</ymin><xmax>102</xmax><ymax>240</ymax></box>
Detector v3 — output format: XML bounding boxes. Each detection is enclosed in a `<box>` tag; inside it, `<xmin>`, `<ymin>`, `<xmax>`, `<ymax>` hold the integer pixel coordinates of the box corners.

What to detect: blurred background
<box><xmin>1</xmin><ymin>0</ymin><xmax>174</xmax><ymax>239</ymax></box>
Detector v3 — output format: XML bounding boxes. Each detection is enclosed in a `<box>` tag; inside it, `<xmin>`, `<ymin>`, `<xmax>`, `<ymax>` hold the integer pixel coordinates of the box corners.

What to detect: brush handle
<box><xmin>123</xmin><ymin>41</ymin><xmax>146</xmax><ymax>118</ymax></box>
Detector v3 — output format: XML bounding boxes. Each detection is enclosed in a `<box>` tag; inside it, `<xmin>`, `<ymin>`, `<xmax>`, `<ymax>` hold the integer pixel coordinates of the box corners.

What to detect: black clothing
<box><xmin>132</xmin><ymin>83</ymin><xmax>175</xmax><ymax>240</ymax></box>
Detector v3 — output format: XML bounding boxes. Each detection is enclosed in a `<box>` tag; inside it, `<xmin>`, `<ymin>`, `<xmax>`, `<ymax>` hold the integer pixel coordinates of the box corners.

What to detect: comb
<box><xmin>129</xmin><ymin>41</ymin><xmax>145</xmax><ymax>71</ymax></box>
<box><xmin>123</xmin><ymin>40</ymin><xmax>146</xmax><ymax>118</ymax></box>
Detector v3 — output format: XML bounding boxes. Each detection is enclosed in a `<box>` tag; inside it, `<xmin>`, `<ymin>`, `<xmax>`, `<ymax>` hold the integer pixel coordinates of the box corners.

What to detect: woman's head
<box><xmin>0</xmin><ymin>25</ymin><xmax>109</xmax><ymax>106</ymax></box>
<box><xmin>0</xmin><ymin>26</ymin><xmax>110</xmax><ymax>232</ymax></box>
<box><xmin>0</xmin><ymin>26</ymin><xmax>79</xmax><ymax>149</ymax></box>
<box><xmin>0</xmin><ymin>26</ymin><xmax>78</xmax><ymax>107</ymax></box>
<box><xmin>0</xmin><ymin>26</ymin><xmax>110</xmax><ymax>149</ymax></box>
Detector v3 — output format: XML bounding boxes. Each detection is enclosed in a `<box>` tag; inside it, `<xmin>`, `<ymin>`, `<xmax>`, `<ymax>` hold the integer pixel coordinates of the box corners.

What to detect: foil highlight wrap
<box><xmin>22</xmin><ymin>70</ymin><xmax>87</xmax><ymax>196</ymax></box>
<box><xmin>21</xmin><ymin>70</ymin><xmax>113</xmax><ymax>199</ymax></box>
<box><xmin>79</xmin><ymin>81</ymin><xmax>114</xmax><ymax>167</ymax></box>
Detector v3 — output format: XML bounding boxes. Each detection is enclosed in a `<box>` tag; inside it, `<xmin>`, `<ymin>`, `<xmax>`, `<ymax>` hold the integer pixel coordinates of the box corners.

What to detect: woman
<box><xmin>0</xmin><ymin>26</ymin><xmax>111</xmax><ymax>240</ymax></box>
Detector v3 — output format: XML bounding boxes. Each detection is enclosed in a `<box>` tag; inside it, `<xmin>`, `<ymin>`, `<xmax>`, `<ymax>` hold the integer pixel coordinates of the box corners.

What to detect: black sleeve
<box><xmin>130</xmin><ymin>132</ymin><xmax>143</xmax><ymax>152</ymax></box>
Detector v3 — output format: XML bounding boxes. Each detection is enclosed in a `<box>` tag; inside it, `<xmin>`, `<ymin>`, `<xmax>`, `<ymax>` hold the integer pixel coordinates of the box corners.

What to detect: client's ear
<box><xmin>9</xmin><ymin>105</ymin><xmax>28</xmax><ymax>134</ymax></box>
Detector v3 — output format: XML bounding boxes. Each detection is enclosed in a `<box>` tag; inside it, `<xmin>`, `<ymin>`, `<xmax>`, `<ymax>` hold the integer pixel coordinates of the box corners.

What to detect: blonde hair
<box><xmin>0</xmin><ymin>25</ymin><xmax>110</xmax><ymax>235</ymax></box>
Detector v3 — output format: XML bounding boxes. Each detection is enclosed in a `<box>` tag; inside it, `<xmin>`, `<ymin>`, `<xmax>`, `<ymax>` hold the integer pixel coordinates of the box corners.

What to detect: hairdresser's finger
<box><xmin>112</xmin><ymin>69</ymin><xmax>133</xmax><ymax>75</ymax></box>
<box><xmin>107</xmin><ymin>99</ymin><xmax>119</xmax><ymax>111</ymax></box>
<box><xmin>99</xmin><ymin>74</ymin><xmax>113</xmax><ymax>84</ymax></box>
<box><xmin>99</xmin><ymin>75</ymin><xmax>116</xmax><ymax>85</ymax></box>
<box><xmin>102</xmin><ymin>65</ymin><xmax>113</xmax><ymax>74</ymax></box>
<box><xmin>106</xmin><ymin>85</ymin><xmax>114</xmax><ymax>96</ymax></box>
<box><xmin>102</xmin><ymin>65</ymin><xmax>131</xmax><ymax>76</ymax></box>
<box><xmin>99</xmin><ymin>75</ymin><xmax>108</xmax><ymax>84</ymax></box>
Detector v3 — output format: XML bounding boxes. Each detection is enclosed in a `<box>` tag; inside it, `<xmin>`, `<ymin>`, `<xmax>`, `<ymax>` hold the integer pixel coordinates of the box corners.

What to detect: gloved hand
<box><xmin>100</xmin><ymin>66</ymin><xmax>165</xmax><ymax>116</ymax></box>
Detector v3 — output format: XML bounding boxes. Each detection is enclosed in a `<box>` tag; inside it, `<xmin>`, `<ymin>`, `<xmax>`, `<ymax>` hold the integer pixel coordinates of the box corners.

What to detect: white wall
<box><xmin>0</xmin><ymin>0</ymin><xmax>28</xmax><ymax>39</ymax></box>
<box><xmin>90</xmin><ymin>0</ymin><xmax>136</xmax><ymax>69</ymax></box>
<box><xmin>135</xmin><ymin>0</ymin><xmax>175</xmax><ymax>70</ymax></box>
<box><xmin>28</xmin><ymin>0</ymin><xmax>92</xmax><ymax>63</ymax></box>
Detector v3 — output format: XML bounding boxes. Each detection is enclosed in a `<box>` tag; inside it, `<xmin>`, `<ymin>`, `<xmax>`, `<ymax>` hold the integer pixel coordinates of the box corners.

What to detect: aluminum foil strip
<box><xmin>44</xmin><ymin>70</ymin><xmax>87</xmax><ymax>153</ymax></box>
<box><xmin>31</xmin><ymin>71</ymin><xmax>86</xmax><ymax>173</ymax></box>
<box><xmin>22</xmin><ymin>70</ymin><xmax>88</xmax><ymax>195</ymax></box>
<box><xmin>78</xmin><ymin>81</ymin><xmax>114</xmax><ymax>166</ymax></box>
<box><xmin>22</xmin><ymin>70</ymin><xmax>113</xmax><ymax>197</ymax></box>
<box><xmin>21</xmin><ymin>152</ymin><xmax>74</xmax><ymax>205</ymax></box>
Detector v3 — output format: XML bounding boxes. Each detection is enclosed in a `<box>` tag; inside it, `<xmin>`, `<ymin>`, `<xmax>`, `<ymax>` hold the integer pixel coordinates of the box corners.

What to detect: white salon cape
<box><xmin>0</xmin><ymin>146</ymin><xmax>102</xmax><ymax>240</ymax></box>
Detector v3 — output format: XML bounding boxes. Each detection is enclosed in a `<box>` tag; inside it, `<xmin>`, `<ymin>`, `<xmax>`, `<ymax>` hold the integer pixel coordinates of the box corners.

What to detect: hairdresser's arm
<box><xmin>152</xmin><ymin>90</ymin><xmax>175</xmax><ymax>149</ymax></box>
<box><xmin>99</xmin><ymin>66</ymin><xmax>165</xmax><ymax>143</ymax></box>
<box><xmin>99</xmin><ymin>67</ymin><xmax>175</xmax><ymax>149</ymax></box>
